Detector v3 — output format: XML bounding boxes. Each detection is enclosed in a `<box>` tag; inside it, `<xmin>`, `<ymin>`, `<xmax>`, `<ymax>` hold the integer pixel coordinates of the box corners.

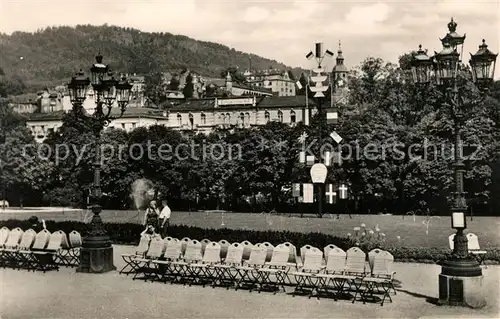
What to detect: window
<box><xmin>132</xmin><ymin>123</ymin><xmax>136</xmax><ymax>129</ymax></box>
<box><xmin>201</xmin><ymin>113</ymin><xmax>206</xmax><ymax>124</ymax></box>
<box><xmin>121</xmin><ymin>123</ymin><xmax>125</xmax><ymax>129</ymax></box>
<box><xmin>226</xmin><ymin>113</ymin><xmax>231</xmax><ymax>124</ymax></box>
<box><xmin>221</xmin><ymin>113</ymin><xmax>225</xmax><ymax>124</ymax></box>
<box><xmin>240</xmin><ymin>112</ymin><xmax>245</xmax><ymax>126</ymax></box>
<box><xmin>189</xmin><ymin>113</ymin><xmax>194</xmax><ymax>127</ymax></box>
<box><xmin>277</xmin><ymin>110</ymin><xmax>283</xmax><ymax>123</ymax></box>
<box><xmin>177</xmin><ymin>114</ymin><xmax>182</xmax><ymax>126</ymax></box>
<box><xmin>290</xmin><ymin>110</ymin><xmax>296</xmax><ymax>123</ymax></box>
<box><xmin>264</xmin><ymin>111</ymin><xmax>270</xmax><ymax>123</ymax></box>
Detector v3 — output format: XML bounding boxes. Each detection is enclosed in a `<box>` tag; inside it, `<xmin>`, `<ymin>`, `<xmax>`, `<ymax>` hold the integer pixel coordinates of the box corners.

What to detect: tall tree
<box><xmin>182</xmin><ymin>73</ymin><xmax>194</xmax><ymax>99</ymax></box>
<box><xmin>144</xmin><ymin>72</ymin><xmax>167</xmax><ymax>107</ymax></box>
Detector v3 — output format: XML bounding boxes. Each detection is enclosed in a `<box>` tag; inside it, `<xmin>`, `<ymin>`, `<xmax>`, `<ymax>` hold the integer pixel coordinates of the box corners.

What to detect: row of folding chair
<box><xmin>120</xmin><ymin>236</ymin><xmax>300</xmax><ymax>291</ymax></box>
<box><xmin>0</xmin><ymin>227</ymin><xmax>82</xmax><ymax>271</ymax></box>
<box><xmin>292</xmin><ymin>245</ymin><xmax>397</xmax><ymax>306</ymax></box>
<box><xmin>120</xmin><ymin>236</ymin><xmax>397</xmax><ymax>305</ymax></box>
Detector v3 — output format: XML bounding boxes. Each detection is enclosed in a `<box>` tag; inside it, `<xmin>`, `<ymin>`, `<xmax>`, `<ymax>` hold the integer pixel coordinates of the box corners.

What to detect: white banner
<box><xmin>303</xmin><ymin>183</ymin><xmax>314</xmax><ymax>203</ymax></box>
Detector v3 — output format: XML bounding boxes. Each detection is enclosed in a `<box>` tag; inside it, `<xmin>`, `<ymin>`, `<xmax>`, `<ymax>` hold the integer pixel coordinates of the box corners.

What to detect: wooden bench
<box><xmin>448</xmin><ymin>233</ymin><xmax>487</xmax><ymax>265</ymax></box>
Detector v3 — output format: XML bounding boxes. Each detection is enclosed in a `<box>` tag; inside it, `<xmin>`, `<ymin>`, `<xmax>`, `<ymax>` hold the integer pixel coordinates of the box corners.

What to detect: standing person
<box><xmin>158</xmin><ymin>199</ymin><xmax>171</xmax><ymax>238</ymax></box>
<box><xmin>143</xmin><ymin>200</ymin><xmax>160</xmax><ymax>233</ymax></box>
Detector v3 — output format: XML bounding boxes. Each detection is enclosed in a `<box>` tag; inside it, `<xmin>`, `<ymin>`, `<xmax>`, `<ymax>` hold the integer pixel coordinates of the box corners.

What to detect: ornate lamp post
<box><xmin>411</xmin><ymin>18</ymin><xmax>497</xmax><ymax>307</ymax></box>
<box><xmin>67</xmin><ymin>53</ymin><xmax>132</xmax><ymax>273</ymax></box>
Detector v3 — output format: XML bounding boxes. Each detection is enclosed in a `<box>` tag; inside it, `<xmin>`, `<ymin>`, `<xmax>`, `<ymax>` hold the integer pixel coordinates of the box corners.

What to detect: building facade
<box><xmin>243</xmin><ymin>69</ymin><xmax>296</xmax><ymax>97</ymax></box>
<box><xmin>26</xmin><ymin>96</ymin><xmax>314</xmax><ymax>142</ymax></box>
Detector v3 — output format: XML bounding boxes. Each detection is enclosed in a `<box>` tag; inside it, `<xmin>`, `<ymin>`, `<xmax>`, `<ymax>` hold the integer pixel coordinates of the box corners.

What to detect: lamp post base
<box><xmin>76</xmin><ymin>236</ymin><xmax>116</xmax><ymax>273</ymax></box>
<box><xmin>438</xmin><ymin>258</ymin><xmax>485</xmax><ymax>308</ymax></box>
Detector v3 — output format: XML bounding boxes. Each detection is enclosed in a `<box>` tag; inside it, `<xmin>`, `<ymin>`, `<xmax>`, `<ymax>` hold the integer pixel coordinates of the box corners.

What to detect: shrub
<box><xmin>2</xmin><ymin>219</ymin><xmax>499</xmax><ymax>264</ymax></box>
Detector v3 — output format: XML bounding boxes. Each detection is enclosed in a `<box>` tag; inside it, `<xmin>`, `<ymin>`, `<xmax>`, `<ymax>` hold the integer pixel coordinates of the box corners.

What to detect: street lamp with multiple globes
<box><xmin>67</xmin><ymin>53</ymin><xmax>132</xmax><ymax>273</ymax></box>
<box><xmin>411</xmin><ymin>18</ymin><xmax>497</xmax><ymax>307</ymax></box>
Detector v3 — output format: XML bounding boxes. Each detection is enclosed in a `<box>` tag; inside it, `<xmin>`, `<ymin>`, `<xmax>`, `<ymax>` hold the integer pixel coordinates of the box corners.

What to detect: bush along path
<box><xmin>2</xmin><ymin>219</ymin><xmax>499</xmax><ymax>264</ymax></box>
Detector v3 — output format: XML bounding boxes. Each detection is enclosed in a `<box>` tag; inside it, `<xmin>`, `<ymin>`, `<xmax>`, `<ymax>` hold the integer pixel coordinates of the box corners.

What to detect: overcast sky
<box><xmin>1</xmin><ymin>0</ymin><xmax>499</xmax><ymax>78</ymax></box>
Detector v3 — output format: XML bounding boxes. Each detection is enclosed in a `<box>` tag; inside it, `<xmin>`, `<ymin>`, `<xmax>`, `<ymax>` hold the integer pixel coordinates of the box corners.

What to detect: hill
<box><xmin>0</xmin><ymin>25</ymin><xmax>304</xmax><ymax>93</ymax></box>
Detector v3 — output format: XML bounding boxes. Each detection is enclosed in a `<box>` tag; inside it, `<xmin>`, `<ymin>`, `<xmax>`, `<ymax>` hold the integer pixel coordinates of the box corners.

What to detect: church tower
<box><xmin>332</xmin><ymin>41</ymin><xmax>349</xmax><ymax>105</ymax></box>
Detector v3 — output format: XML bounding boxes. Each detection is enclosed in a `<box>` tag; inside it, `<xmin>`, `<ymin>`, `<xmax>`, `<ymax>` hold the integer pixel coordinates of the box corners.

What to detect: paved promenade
<box><xmin>1</xmin><ymin>245</ymin><xmax>499</xmax><ymax>319</ymax></box>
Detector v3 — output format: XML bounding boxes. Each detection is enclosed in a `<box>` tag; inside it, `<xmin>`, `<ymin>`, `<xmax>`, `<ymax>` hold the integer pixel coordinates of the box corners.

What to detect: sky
<box><xmin>1</xmin><ymin>0</ymin><xmax>499</xmax><ymax>78</ymax></box>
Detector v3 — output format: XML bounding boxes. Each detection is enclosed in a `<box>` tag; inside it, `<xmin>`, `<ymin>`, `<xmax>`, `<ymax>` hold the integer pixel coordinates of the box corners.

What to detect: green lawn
<box><xmin>2</xmin><ymin>209</ymin><xmax>499</xmax><ymax>249</ymax></box>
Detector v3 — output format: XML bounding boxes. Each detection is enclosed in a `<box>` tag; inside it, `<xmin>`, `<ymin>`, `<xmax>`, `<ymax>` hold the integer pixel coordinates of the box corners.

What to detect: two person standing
<box><xmin>142</xmin><ymin>199</ymin><xmax>171</xmax><ymax>238</ymax></box>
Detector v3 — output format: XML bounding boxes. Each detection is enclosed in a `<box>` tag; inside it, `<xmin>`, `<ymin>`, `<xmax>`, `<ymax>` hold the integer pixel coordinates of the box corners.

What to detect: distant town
<box><xmin>10</xmin><ymin>46</ymin><xmax>349</xmax><ymax>142</ymax></box>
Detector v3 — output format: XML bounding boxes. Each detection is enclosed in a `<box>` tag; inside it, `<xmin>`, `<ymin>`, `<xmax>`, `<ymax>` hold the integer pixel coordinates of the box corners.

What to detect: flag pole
<box><xmin>305</xmin><ymin>71</ymin><xmax>310</xmax><ymax>126</ymax></box>
<box><xmin>330</xmin><ymin>72</ymin><xmax>334</xmax><ymax>109</ymax></box>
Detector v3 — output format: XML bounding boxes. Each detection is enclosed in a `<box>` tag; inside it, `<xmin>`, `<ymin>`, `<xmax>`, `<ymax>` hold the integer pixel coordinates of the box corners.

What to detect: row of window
<box><xmin>30</xmin><ymin>109</ymin><xmax>301</xmax><ymax>137</ymax></box>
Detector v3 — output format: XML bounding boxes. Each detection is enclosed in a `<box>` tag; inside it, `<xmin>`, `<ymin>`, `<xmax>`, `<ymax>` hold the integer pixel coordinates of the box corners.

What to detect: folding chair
<box><xmin>53</xmin><ymin>230</ymin><xmax>71</xmax><ymax>267</ymax></box>
<box><xmin>19</xmin><ymin>229</ymin><xmax>51</xmax><ymax>272</ymax></box>
<box><xmin>283</xmin><ymin>242</ymin><xmax>300</xmax><ymax>284</ymax></box>
<box><xmin>0</xmin><ymin>228</ymin><xmax>24</xmax><ymax>268</ymax></box>
<box><xmin>362</xmin><ymin>249</ymin><xmax>396</xmax><ymax>306</ymax></box>
<box><xmin>189</xmin><ymin>241</ymin><xmax>221</xmax><ymax>287</ymax></box>
<box><xmin>212</xmin><ymin>242</ymin><xmax>244</xmax><ymax>289</ymax></box>
<box><xmin>180</xmin><ymin>237</ymin><xmax>191</xmax><ymax>256</ymax></box>
<box><xmin>6</xmin><ymin>229</ymin><xmax>36</xmax><ymax>270</ymax></box>
<box><xmin>120</xmin><ymin>235</ymin><xmax>151</xmax><ymax>275</ymax></box>
<box><xmin>201</xmin><ymin>238</ymin><xmax>211</xmax><ymax>256</ymax></box>
<box><xmin>323</xmin><ymin>244</ymin><xmax>338</xmax><ymax>259</ymax></box>
<box><xmin>343</xmin><ymin>247</ymin><xmax>368</xmax><ymax>303</ymax></box>
<box><xmin>218</xmin><ymin>239</ymin><xmax>230</xmax><ymax>261</ymax></box>
<box><xmin>132</xmin><ymin>236</ymin><xmax>165</xmax><ymax>281</ymax></box>
<box><xmin>170</xmin><ymin>239</ymin><xmax>203</xmax><ymax>285</ymax></box>
<box><xmin>282</xmin><ymin>242</ymin><xmax>298</xmax><ymax>265</ymax></box>
<box><xmin>257</xmin><ymin>245</ymin><xmax>291</xmax><ymax>294</ymax></box>
<box><xmin>153</xmin><ymin>238</ymin><xmax>182</xmax><ymax>283</ymax></box>
<box><xmin>449</xmin><ymin>233</ymin><xmax>487</xmax><ymax>265</ymax></box>
<box><xmin>0</xmin><ymin>227</ymin><xmax>9</xmax><ymax>246</ymax></box>
<box><xmin>292</xmin><ymin>246</ymin><xmax>324</xmax><ymax>298</ymax></box>
<box><xmin>31</xmin><ymin>230</ymin><xmax>64</xmax><ymax>272</ymax></box>
<box><xmin>235</xmin><ymin>243</ymin><xmax>268</xmax><ymax>291</ymax></box>
<box><xmin>316</xmin><ymin>247</ymin><xmax>353</xmax><ymax>301</ymax></box>
<box><xmin>240</xmin><ymin>240</ymin><xmax>253</xmax><ymax>261</ymax></box>
<box><xmin>260</xmin><ymin>242</ymin><xmax>274</xmax><ymax>262</ymax></box>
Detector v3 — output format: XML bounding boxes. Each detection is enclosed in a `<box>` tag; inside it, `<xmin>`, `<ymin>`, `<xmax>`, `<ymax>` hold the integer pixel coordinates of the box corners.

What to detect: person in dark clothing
<box><xmin>28</xmin><ymin>216</ymin><xmax>47</xmax><ymax>232</ymax></box>
<box><xmin>143</xmin><ymin>200</ymin><xmax>160</xmax><ymax>233</ymax></box>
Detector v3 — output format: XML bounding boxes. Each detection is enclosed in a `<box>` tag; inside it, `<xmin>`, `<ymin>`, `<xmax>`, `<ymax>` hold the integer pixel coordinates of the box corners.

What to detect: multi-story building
<box><xmin>26</xmin><ymin>95</ymin><xmax>315</xmax><ymax>142</ymax></box>
<box><xmin>243</xmin><ymin>69</ymin><xmax>296</xmax><ymax>97</ymax></box>
<box><xmin>205</xmin><ymin>73</ymin><xmax>273</xmax><ymax>98</ymax></box>
<box><xmin>9</xmin><ymin>74</ymin><xmax>147</xmax><ymax>115</ymax></box>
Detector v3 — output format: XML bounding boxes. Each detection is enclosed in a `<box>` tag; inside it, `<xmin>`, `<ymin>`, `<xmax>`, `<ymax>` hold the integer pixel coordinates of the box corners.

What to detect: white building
<box><xmin>26</xmin><ymin>96</ymin><xmax>316</xmax><ymax>142</ymax></box>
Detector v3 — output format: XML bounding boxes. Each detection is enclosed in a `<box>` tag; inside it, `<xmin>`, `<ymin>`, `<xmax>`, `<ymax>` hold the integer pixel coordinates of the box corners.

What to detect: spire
<box><xmin>226</xmin><ymin>71</ymin><xmax>232</xmax><ymax>81</ymax></box>
<box><xmin>336</xmin><ymin>40</ymin><xmax>344</xmax><ymax>64</ymax></box>
<box><xmin>332</xmin><ymin>40</ymin><xmax>348</xmax><ymax>73</ymax></box>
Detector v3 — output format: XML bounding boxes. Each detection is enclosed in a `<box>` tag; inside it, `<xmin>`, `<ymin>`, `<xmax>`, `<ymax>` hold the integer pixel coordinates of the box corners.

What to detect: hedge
<box><xmin>2</xmin><ymin>219</ymin><xmax>499</xmax><ymax>264</ymax></box>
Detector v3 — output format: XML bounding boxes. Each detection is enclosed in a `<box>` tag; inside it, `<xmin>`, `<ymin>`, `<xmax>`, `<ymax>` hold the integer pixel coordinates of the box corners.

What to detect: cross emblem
<box><xmin>326</xmin><ymin>184</ymin><xmax>337</xmax><ymax>204</ymax></box>
<box><xmin>339</xmin><ymin>184</ymin><xmax>348</xmax><ymax>199</ymax></box>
